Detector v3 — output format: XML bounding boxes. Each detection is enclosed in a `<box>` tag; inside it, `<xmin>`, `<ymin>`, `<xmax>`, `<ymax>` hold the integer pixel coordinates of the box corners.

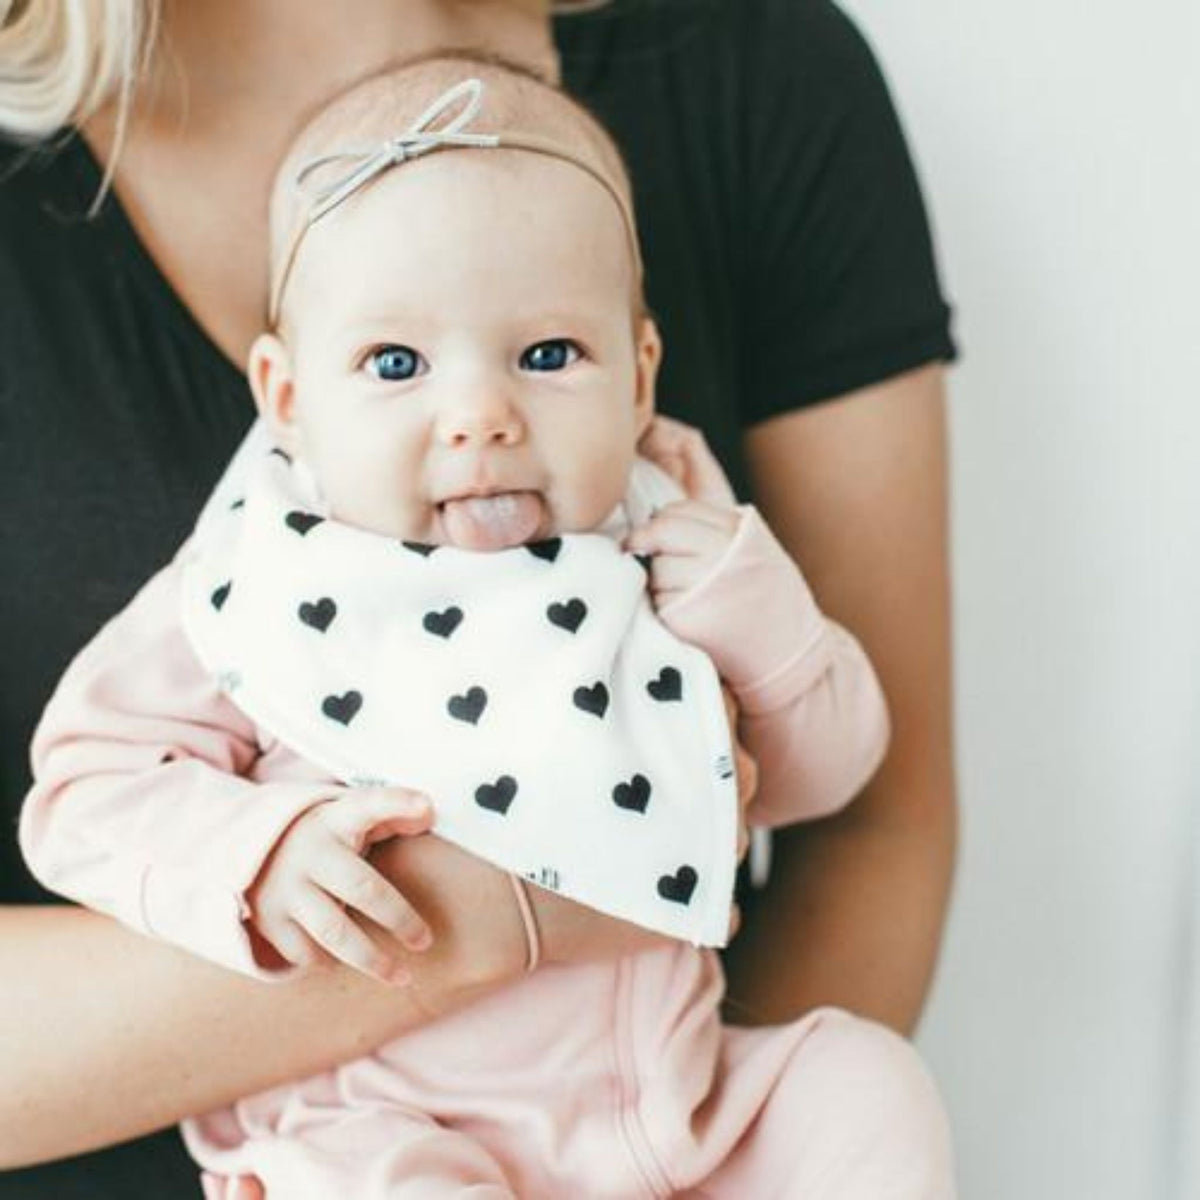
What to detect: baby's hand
<box><xmin>623</xmin><ymin>499</ymin><xmax>740</xmax><ymax>608</ymax></box>
<box><xmin>247</xmin><ymin>787</ymin><xmax>434</xmax><ymax>985</ymax></box>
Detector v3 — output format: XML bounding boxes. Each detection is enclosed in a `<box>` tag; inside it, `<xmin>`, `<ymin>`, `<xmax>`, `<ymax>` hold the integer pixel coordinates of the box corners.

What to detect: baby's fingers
<box><xmin>293</xmin><ymin>886</ymin><xmax>410</xmax><ymax>985</ymax></box>
<box><xmin>321</xmin><ymin>787</ymin><xmax>433</xmax><ymax>851</ymax></box>
<box><xmin>257</xmin><ymin>915</ymin><xmax>333</xmax><ymax>972</ymax></box>
<box><xmin>311</xmin><ymin>850</ymin><xmax>432</xmax><ymax>953</ymax></box>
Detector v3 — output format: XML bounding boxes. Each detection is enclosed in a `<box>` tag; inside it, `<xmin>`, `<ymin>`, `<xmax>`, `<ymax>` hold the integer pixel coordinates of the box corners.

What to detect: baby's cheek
<box><xmin>548</xmin><ymin>474</ymin><xmax>623</xmax><ymax>534</ymax></box>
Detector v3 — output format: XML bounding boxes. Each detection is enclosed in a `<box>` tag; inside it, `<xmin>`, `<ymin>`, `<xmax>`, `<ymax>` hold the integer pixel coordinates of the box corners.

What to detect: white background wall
<box><xmin>836</xmin><ymin>2</ymin><xmax>1200</xmax><ymax>1196</ymax></box>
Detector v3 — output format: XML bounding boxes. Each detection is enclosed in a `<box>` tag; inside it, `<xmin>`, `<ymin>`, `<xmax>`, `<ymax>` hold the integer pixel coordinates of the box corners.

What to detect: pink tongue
<box><xmin>440</xmin><ymin>492</ymin><xmax>545</xmax><ymax>550</ymax></box>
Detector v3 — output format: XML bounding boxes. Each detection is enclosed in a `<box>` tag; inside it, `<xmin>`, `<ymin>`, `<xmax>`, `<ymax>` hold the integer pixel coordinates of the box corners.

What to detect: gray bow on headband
<box><xmin>268</xmin><ymin>77</ymin><xmax>642</xmax><ymax>326</ymax></box>
<box><xmin>294</xmin><ymin>79</ymin><xmax>500</xmax><ymax>225</ymax></box>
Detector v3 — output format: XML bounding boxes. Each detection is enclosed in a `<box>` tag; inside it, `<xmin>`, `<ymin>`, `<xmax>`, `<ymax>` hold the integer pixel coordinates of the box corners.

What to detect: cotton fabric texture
<box><xmin>181</xmin><ymin>428</ymin><xmax>740</xmax><ymax>946</ymax></box>
<box><xmin>22</xmin><ymin>429</ymin><xmax>936</xmax><ymax>1197</ymax></box>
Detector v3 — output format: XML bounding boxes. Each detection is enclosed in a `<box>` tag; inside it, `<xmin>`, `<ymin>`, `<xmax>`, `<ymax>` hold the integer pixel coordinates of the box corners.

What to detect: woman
<box><xmin>0</xmin><ymin>0</ymin><xmax>956</xmax><ymax>1194</ymax></box>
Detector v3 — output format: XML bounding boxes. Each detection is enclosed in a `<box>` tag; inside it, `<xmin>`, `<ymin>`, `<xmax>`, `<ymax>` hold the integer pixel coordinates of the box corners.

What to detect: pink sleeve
<box><xmin>18</xmin><ymin>557</ymin><xmax>337</xmax><ymax>979</ymax></box>
<box><xmin>657</xmin><ymin>506</ymin><xmax>889</xmax><ymax>829</ymax></box>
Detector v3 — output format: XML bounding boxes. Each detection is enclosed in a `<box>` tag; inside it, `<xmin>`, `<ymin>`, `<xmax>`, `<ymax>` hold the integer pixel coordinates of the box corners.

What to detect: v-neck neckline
<box><xmin>66</xmin><ymin>131</ymin><xmax>250</xmax><ymax>392</ymax></box>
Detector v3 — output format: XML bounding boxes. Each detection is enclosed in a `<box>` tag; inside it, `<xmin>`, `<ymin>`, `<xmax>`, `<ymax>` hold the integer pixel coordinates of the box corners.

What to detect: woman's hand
<box><xmin>637</xmin><ymin>414</ymin><xmax>738</xmax><ymax>507</ymax></box>
<box><xmin>724</xmin><ymin>684</ymin><xmax>758</xmax><ymax>938</ymax></box>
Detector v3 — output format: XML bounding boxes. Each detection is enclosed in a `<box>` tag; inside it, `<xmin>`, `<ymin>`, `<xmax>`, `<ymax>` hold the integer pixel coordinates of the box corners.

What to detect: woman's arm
<box><xmin>0</xmin><ymin>832</ymin><xmax>524</xmax><ymax>1169</ymax></box>
<box><xmin>723</xmin><ymin>364</ymin><xmax>957</xmax><ymax>1035</ymax></box>
<box><xmin>1</xmin><ymin>803</ymin><xmax>687</xmax><ymax>1171</ymax></box>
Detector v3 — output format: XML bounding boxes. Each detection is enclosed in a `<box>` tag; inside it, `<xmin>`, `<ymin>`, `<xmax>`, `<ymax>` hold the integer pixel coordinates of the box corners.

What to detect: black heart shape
<box><xmin>547</xmin><ymin>598</ymin><xmax>587</xmax><ymax>634</ymax></box>
<box><xmin>526</xmin><ymin>538</ymin><xmax>562</xmax><ymax>563</ymax></box>
<box><xmin>298</xmin><ymin>597</ymin><xmax>336</xmax><ymax>632</ymax></box>
<box><xmin>268</xmin><ymin>447</ymin><xmax>293</xmax><ymax>464</ymax></box>
<box><xmin>402</xmin><ymin>540</ymin><xmax>437</xmax><ymax>557</ymax></box>
<box><xmin>647</xmin><ymin>666</ymin><xmax>683</xmax><ymax>702</ymax></box>
<box><xmin>612</xmin><ymin>773</ymin><xmax>651</xmax><ymax>813</ymax></box>
<box><xmin>286</xmin><ymin>510</ymin><xmax>325</xmax><ymax>536</ymax></box>
<box><xmin>475</xmin><ymin>774</ymin><xmax>518</xmax><ymax>815</ymax></box>
<box><xmin>573</xmin><ymin>682</ymin><xmax>609</xmax><ymax>719</ymax></box>
<box><xmin>423</xmin><ymin>607</ymin><xmax>463</xmax><ymax>638</ymax></box>
<box><xmin>210</xmin><ymin>581</ymin><xmax>231</xmax><ymax>611</ymax></box>
<box><xmin>448</xmin><ymin>686</ymin><xmax>487</xmax><ymax>725</ymax></box>
<box><xmin>322</xmin><ymin>691</ymin><xmax>362</xmax><ymax>726</ymax></box>
<box><xmin>657</xmin><ymin>865</ymin><xmax>698</xmax><ymax>905</ymax></box>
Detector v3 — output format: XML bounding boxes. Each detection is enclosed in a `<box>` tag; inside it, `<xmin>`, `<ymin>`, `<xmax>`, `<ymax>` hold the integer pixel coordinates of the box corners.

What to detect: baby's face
<box><xmin>251</xmin><ymin>150</ymin><xmax>659</xmax><ymax>550</ymax></box>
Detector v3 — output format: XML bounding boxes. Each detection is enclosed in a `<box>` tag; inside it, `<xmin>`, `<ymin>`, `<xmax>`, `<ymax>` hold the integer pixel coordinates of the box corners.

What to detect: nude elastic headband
<box><xmin>268</xmin><ymin>77</ymin><xmax>643</xmax><ymax>327</ymax></box>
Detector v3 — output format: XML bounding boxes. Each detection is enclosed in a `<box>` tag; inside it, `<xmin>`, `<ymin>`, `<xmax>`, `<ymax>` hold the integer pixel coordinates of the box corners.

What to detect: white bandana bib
<box><xmin>180</xmin><ymin>424</ymin><xmax>739</xmax><ymax>946</ymax></box>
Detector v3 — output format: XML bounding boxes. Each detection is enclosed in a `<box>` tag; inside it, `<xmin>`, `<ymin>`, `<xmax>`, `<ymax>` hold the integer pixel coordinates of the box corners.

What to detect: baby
<box><xmin>21</xmin><ymin>51</ymin><xmax>953</xmax><ymax>1199</ymax></box>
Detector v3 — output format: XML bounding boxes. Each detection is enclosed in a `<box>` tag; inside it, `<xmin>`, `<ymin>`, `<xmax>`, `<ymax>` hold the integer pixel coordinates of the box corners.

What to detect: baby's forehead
<box><xmin>269</xmin><ymin>60</ymin><xmax>630</xmax><ymax>263</ymax></box>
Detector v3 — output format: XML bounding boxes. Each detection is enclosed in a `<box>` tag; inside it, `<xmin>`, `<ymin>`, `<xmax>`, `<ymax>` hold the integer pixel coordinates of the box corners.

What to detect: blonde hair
<box><xmin>0</xmin><ymin>1</ymin><xmax>610</xmax><ymax>142</ymax></box>
<box><xmin>0</xmin><ymin>0</ymin><xmax>158</xmax><ymax>141</ymax></box>
<box><xmin>0</xmin><ymin>1</ymin><xmax>612</xmax><ymax>211</ymax></box>
<box><xmin>0</xmin><ymin>0</ymin><xmax>159</xmax><ymax>213</ymax></box>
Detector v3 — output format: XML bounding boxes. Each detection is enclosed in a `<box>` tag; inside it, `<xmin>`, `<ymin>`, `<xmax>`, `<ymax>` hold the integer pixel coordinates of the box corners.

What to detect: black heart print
<box><xmin>286</xmin><ymin>510</ymin><xmax>325</xmax><ymax>536</ymax></box>
<box><xmin>475</xmin><ymin>775</ymin><xmax>517</xmax><ymax>815</ymax></box>
<box><xmin>526</xmin><ymin>538</ymin><xmax>562</xmax><ymax>563</ymax></box>
<box><xmin>612</xmin><ymin>773</ymin><xmax>651</xmax><ymax>813</ymax></box>
<box><xmin>210</xmin><ymin>582</ymin><xmax>231</xmax><ymax>611</ymax></box>
<box><xmin>322</xmin><ymin>691</ymin><xmax>362</xmax><ymax>726</ymax></box>
<box><xmin>298</xmin><ymin>597</ymin><xmax>336</xmax><ymax>632</ymax></box>
<box><xmin>573</xmin><ymin>682</ymin><xmax>609</xmax><ymax>719</ymax></box>
<box><xmin>547</xmin><ymin>598</ymin><xmax>587</xmax><ymax>634</ymax></box>
<box><xmin>448</xmin><ymin>686</ymin><xmax>487</xmax><ymax>725</ymax></box>
<box><xmin>402</xmin><ymin>540</ymin><xmax>437</xmax><ymax>557</ymax></box>
<box><xmin>647</xmin><ymin>667</ymin><xmax>683</xmax><ymax>702</ymax></box>
<box><xmin>657</xmin><ymin>865</ymin><xmax>698</xmax><ymax>905</ymax></box>
<box><xmin>423</xmin><ymin>607</ymin><xmax>463</xmax><ymax>638</ymax></box>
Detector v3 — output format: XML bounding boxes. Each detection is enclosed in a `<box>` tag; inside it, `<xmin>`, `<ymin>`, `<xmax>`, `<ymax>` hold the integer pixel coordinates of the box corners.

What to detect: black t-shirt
<box><xmin>0</xmin><ymin>0</ymin><xmax>954</xmax><ymax>1192</ymax></box>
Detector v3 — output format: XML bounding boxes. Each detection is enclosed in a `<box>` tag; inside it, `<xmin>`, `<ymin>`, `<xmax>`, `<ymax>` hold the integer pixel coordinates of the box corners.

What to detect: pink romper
<box><xmin>21</xmin><ymin>507</ymin><xmax>954</xmax><ymax>1198</ymax></box>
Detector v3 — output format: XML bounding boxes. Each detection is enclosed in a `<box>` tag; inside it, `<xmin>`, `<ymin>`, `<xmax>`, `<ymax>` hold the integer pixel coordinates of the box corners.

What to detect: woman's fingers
<box><xmin>733</xmin><ymin>736</ymin><xmax>759</xmax><ymax>812</ymax></box>
<box><xmin>637</xmin><ymin>416</ymin><xmax>737</xmax><ymax>506</ymax></box>
<box><xmin>310</xmin><ymin>848</ymin><xmax>432</xmax><ymax>952</ymax></box>
<box><xmin>201</xmin><ymin>1172</ymin><xmax>265</xmax><ymax>1200</ymax></box>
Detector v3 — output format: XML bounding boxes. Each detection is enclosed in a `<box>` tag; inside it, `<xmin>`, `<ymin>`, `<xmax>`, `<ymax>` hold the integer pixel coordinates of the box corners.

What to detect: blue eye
<box><xmin>520</xmin><ymin>339</ymin><xmax>580</xmax><ymax>372</ymax></box>
<box><xmin>366</xmin><ymin>345</ymin><xmax>423</xmax><ymax>381</ymax></box>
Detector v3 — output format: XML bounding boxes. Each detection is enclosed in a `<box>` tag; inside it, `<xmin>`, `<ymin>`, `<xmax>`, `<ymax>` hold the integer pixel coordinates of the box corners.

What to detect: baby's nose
<box><xmin>438</xmin><ymin>388</ymin><xmax>524</xmax><ymax>449</ymax></box>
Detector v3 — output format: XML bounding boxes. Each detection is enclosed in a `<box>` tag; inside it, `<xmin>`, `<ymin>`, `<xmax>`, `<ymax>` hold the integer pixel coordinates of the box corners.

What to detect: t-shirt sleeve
<box><xmin>737</xmin><ymin>0</ymin><xmax>957</xmax><ymax>424</ymax></box>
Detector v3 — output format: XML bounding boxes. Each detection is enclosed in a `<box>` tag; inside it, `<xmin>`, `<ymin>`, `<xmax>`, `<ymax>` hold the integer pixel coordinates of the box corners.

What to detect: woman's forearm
<box><xmin>721</xmin><ymin>765</ymin><xmax>956</xmax><ymax>1033</ymax></box>
<box><xmin>736</xmin><ymin>365</ymin><xmax>958</xmax><ymax>1034</ymax></box>
<box><xmin>0</xmin><ymin>834</ymin><xmax>527</xmax><ymax>1169</ymax></box>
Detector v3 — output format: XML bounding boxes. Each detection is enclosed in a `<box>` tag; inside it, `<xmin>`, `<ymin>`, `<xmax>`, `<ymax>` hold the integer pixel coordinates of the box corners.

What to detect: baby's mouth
<box><xmin>438</xmin><ymin>491</ymin><xmax>546</xmax><ymax>551</ymax></box>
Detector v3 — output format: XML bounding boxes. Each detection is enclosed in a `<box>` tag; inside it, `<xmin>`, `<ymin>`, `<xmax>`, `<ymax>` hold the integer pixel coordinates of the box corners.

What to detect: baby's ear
<box><xmin>247</xmin><ymin>333</ymin><xmax>300</xmax><ymax>454</ymax></box>
<box><xmin>633</xmin><ymin>315</ymin><xmax>662</xmax><ymax>437</ymax></box>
